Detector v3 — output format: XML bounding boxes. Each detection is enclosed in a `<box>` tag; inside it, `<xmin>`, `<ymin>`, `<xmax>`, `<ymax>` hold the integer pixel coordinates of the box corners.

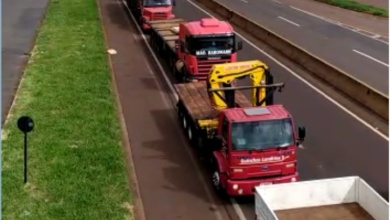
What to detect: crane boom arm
<box><xmin>206</xmin><ymin>60</ymin><xmax>283</xmax><ymax>109</ymax></box>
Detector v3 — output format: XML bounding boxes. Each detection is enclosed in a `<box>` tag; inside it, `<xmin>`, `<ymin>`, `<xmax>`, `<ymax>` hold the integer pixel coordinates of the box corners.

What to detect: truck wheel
<box><xmin>174</xmin><ymin>68</ymin><xmax>181</xmax><ymax>81</ymax></box>
<box><xmin>180</xmin><ymin>68</ymin><xmax>189</xmax><ymax>83</ymax></box>
<box><xmin>212</xmin><ymin>170</ymin><xmax>226</xmax><ymax>197</ymax></box>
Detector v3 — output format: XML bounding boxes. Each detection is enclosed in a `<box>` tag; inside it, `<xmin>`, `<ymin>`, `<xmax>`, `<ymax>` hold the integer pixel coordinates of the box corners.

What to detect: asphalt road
<box><xmin>104</xmin><ymin>0</ymin><xmax>389</xmax><ymax>220</ymax></box>
<box><xmin>214</xmin><ymin>0</ymin><xmax>389</xmax><ymax>94</ymax></box>
<box><xmin>2</xmin><ymin>0</ymin><xmax>49</xmax><ymax>122</ymax></box>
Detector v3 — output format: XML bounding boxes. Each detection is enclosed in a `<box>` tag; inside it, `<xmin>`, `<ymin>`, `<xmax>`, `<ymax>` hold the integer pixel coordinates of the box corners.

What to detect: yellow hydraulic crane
<box><xmin>206</xmin><ymin>60</ymin><xmax>284</xmax><ymax>110</ymax></box>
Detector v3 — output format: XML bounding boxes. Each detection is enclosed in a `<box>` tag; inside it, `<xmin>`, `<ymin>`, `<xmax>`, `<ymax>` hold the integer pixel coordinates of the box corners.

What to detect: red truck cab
<box><xmin>138</xmin><ymin>0</ymin><xmax>175</xmax><ymax>30</ymax></box>
<box><xmin>176</xmin><ymin>18</ymin><xmax>243</xmax><ymax>81</ymax></box>
<box><xmin>212</xmin><ymin>105</ymin><xmax>306</xmax><ymax>196</ymax></box>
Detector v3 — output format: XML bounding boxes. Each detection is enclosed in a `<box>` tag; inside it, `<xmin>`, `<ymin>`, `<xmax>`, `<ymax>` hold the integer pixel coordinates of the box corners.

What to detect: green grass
<box><xmin>1</xmin><ymin>0</ymin><xmax>133</xmax><ymax>219</ymax></box>
<box><xmin>315</xmin><ymin>0</ymin><xmax>388</xmax><ymax>17</ymax></box>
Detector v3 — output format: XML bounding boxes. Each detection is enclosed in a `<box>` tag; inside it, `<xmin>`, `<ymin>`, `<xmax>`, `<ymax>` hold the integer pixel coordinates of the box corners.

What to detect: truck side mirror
<box><xmin>237</xmin><ymin>41</ymin><xmax>243</xmax><ymax>51</ymax></box>
<box><xmin>298</xmin><ymin>126</ymin><xmax>306</xmax><ymax>142</ymax></box>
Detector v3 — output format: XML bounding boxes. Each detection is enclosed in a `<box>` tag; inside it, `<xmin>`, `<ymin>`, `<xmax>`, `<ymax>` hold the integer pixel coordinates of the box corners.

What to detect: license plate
<box><xmin>259</xmin><ymin>182</ymin><xmax>272</xmax><ymax>186</ymax></box>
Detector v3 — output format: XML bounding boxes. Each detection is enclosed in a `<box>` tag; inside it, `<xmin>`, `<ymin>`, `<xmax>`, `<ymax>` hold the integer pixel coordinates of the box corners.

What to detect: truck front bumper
<box><xmin>225</xmin><ymin>172</ymin><xmax>298</xmax><ymax>196</ymax></box>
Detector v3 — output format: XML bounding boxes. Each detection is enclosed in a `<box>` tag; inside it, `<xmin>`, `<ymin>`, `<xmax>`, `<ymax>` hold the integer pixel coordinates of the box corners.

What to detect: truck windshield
<box><xmin>143</xmin><ymin>0</ymin><xmax>172</xmax><ymax>7</ymax></box>
<box><xmin>230</xmin><ymin>119</ymin><xmax>294</xmax><ymax>151</ymax></box>
<box><xmin>190</xmin><ymin>36</ymin><xmax>235</xmax><ymax>56</ymax></box>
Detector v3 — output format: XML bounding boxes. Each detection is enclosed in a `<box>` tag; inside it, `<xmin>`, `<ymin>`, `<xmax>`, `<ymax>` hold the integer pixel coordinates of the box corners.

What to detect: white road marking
<box><xmin>271</xmin><ymin>0</ymin><xmax>282</xmax><ymax>4</ymax></box>
<box><xmin>290</xmin><ymin>6</ymin><xmax>389</xmax><ymax>45</ymax></box>
<box><xmin>186</xmin><ymin>0</ymin><xmax>388</xmax><ymax>141</ymax></box>
<box><xmin>353</xmin><ymin>49</ymin><xmax>389</xmax><ymax>67</ymax></box>
<box><xmin>118</xmin><ymin>0</ymin><xmax>226</xmax><ymax>220</ymax></box>
<box><xmin>230</xmin><ymin>198</ymin><xmax>248</xmax><ymax>220</ymax></box>
<box><xmin>240</xmin><ymin>0</ymin><xmax>248</xmax><ymax>3</ymax></box>
<box><xmin>278</xmin><ymin>16</ymin><xmax>300</xmax><ymax>27</ymax></box>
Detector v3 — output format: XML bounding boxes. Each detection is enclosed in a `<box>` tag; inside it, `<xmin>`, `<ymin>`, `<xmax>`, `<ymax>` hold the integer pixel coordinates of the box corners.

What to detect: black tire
<box><xmin>177</xmin><ymin>67</ymin><xmax>188</xmax><ymax>83</ymax></box>
<box><xmin>176</xmin><ymin>102</ymin><xmax>183</xmax><ymax>119</ymax></box>
<box><xmin>211</xmin><ymin>168</ymin><xmax>227</xmax><ymax>198</ymax></box>
<box><xmin>210</xmin><ymin>158</ymin><xmax>227</xmax><ymax>197</ymax></box>
<box><xmin>186</xmin><ymin>123</ymin><xmax>195</xmax><ymax>146</ymax></box>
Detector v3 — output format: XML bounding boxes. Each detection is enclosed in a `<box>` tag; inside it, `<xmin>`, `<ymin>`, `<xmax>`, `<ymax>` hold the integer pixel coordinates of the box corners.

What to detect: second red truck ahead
<box><xmin>148</xmin><ymin>18</ymin><xmax>243</xmax><ymax>82</ymax></box>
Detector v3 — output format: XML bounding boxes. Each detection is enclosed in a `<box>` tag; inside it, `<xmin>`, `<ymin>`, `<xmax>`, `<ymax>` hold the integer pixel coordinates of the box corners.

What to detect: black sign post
<box><xmin>17</xmin><ymin>116</ymin><xmax>34</xmax><ymax>184</ymax></box>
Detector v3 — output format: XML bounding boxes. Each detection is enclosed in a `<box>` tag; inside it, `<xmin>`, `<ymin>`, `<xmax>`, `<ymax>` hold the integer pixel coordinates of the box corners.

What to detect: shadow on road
<box><xmin>142</xmin><ymin>108</ymin><xmax>217</xmax><ymax>203</ymax></box>
<box><xmin>104</xmin><ymin>1</ymin><xmax>133</xmax><ymax>31</ymax></box>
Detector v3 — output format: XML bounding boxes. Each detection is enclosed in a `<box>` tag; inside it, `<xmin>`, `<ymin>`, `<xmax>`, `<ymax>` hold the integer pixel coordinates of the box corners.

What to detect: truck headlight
<box><xmin>286</xmin><ymin>163</ymin><xmax>295</xmax><ymax>168</ymax></box>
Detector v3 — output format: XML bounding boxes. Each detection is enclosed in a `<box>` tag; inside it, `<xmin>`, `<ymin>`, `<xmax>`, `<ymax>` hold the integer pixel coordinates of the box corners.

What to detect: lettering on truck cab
<box><xmin>239</xmin><ymin>155</ymin><xmax>290</xmax><ymax>164</ymax></box>
<box><xmin>195</xmin><ymin>49</ymin><xmax>232</xmax><ymax>56</ymax></box>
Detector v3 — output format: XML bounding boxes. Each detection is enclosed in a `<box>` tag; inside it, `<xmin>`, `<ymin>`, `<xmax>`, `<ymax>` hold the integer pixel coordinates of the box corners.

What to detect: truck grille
<box><xmin>197</xmin><ymin>58</ymin><xmax>231</xmax><ymax>75</ymax></box>
<box><xmin>151</xmin><ymin>12</ymin><xmax>168</xmax><ymax>20</ymax></box>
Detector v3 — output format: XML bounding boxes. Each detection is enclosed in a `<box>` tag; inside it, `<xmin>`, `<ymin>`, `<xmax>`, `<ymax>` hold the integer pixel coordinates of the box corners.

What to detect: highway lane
<box><xmin>2</xmin><ymin>0</ymin><xmax>49</xmax><ymax>122</ymax></box>
<box><xmin>213</xmin><ymin>0</ymin><xmax>389</xmax><ymax>94</ymax></box>
<box><xmin>171</xmin><ymin>0</ymin><xmax>388</xmax><ymax>219</ymax></box>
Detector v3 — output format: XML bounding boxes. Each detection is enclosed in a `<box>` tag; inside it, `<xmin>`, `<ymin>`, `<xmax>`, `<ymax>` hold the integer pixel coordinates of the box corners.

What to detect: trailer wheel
<box><xmin>187</xmin><ymin>123</ymin><xmax>200</xmax><ymax>148</ymax></box>
<box><xmin>187</xmin><ymin>124</ymin><xmax>193</xmax><ymax>140</ymax></box>
<box><xmin>182</xmin><ymin>114</ymin><xmax>188</xmax><ymax>130</ymax></box>
<box><xmin>170</xmin><ymin>58</ymin><xmax>176</xmax><ymax>73</ymax></box>
<box><xmin>177</xmin><ymin>106</ymin><xmax>182</xmax><ymax>119</ymax></box>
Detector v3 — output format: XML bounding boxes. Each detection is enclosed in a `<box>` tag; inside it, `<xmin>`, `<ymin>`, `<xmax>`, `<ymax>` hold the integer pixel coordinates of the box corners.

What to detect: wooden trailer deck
<box><xmin>149</xmin><ymin>19</ymin><xmax>184</xmax><ymax>51</ymax></box>
<box><xmin>275</xmin><ymin>203</ymin><xmax>374</xmax><ymax>220</ymax></box>
<box><xmin>175</xmin><ymin>81</ymin><xmax>252</xmax><ymax>121</ymax></box>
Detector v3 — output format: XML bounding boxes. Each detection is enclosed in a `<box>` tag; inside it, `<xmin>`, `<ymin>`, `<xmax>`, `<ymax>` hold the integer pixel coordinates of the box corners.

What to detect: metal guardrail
<box><xmin>195</xmin><ymin>0</ymin><xmax>389</xmax><ymax>120</ymax></box>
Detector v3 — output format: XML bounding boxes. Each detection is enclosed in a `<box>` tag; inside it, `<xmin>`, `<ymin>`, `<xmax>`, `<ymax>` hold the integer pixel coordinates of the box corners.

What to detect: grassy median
<box><xmin>315</xmin><ymin>0</ymin><xmax>388</xmax><ymax>17</ymax></box>
<box><xmin>2</xmin><ymin>0</ymin><xmax>133</xmax><ymax>219</ymax></box>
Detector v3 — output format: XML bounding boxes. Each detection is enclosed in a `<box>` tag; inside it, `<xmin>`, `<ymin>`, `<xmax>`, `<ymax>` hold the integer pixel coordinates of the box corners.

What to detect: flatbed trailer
<box><xmin>175</xmin><ymin>81</ymin><xmax>252</xmax><ymax>148</ymax></box>
<box><xmin>255</xmin><ymin>176</ymin><xmax>389</xmax><ymax>220</ymax></box>
<box><xmin>149</xmin><ymin>19</ymin><xmax>183</xmax><ymax>70</ymax></box>
<box><xmin>175</xmin><ymin>81</ymin><xmax>251</xmax><ymax>127</ymax></box>
<box><xmin>149</xmin><ymin>18</ymin><xmax>190</xmax><ymax>81</ymax></box>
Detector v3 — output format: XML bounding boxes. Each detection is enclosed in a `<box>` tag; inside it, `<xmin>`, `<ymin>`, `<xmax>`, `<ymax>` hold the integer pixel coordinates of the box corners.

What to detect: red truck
<box><xmin>175</xmin><ymin>60</ymin><xmax>306</xmax><ymax>196</ymax></box>
<box><xmin>126</xmin><ymin>0</ymin><xmax>176</xmax><ymax>30</ymax></box>
<box><xmin>148</xmin><ymin>17</ymin><xmax>243</xmax><ymax>82</ymax></box>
